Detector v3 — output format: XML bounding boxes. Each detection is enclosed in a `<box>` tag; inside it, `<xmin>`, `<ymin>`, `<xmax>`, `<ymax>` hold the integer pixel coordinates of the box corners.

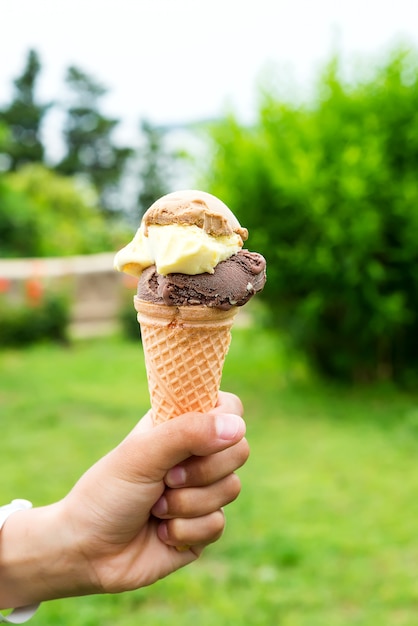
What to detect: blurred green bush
<box><xmin>0</xmin><ymin>280</ymin><xmax>70</xmax><ymax>346</ymax></box>
<box><xmin>204</xmin><ymin>48</ymin><xmax>418</xmax><ymax>383</ymax></box>
<box><xmin>119</xmin><ymin>296</ymin><xmax>142</xmax><ymax>342</ymax></box>
<box><xmin>0</xmin><ymin>164</ymin><xmax>128</xmax><ymax>258</ymax></box>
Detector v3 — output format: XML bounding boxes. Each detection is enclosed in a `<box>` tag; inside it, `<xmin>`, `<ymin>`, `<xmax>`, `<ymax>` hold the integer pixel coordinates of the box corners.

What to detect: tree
<box><xmin>0</xmin><ymin>49</ymin><xmax>51</xmax><ymax>170</ymax></box>
<box><xmin>136</xmin><ymin>120</ymin><xmax>172</xmax><ymax>216</ymax></box>
<box><xmin>0</xmin><ymin>175</ymin><xmax>40</xmax><ymax>257</ymax></box>
<box><xmin>204</xmin><ymin>48</ymin><xmax>418</xmax><ymax>383</ymax></box>
<box><xmin>1</xmin><ymin>164</ymin><xmax>127</xmax><ymax>257</ymax></box>
<box><xmin>56</xmin><ymin>66</ymin><xmax>133</xmax><ymax>215</ymax></box>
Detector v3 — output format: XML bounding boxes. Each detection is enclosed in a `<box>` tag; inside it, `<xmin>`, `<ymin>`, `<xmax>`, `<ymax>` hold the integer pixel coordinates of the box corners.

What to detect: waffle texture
<box><xmin>134</xmin><ymin>297</ymin><xmax>237</xmax><ymax>424</ymax></box>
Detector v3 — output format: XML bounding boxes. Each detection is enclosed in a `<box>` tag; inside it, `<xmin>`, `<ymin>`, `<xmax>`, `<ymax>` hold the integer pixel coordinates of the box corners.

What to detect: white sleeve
<box><xmin>0</xmin><ymin>500</ymin><xmax>40</xmax><ymax>623</ymax></box>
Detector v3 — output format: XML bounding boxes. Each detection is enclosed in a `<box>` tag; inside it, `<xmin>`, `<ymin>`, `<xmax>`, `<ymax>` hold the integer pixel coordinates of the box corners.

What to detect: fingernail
<box><xmin>216</xmin><ymin>414</ymin><xmax>243</xmax><ymax>440</ymax></box>
<box><xmin>152</xmin><ymin>495</ymin><xmax>168</xmax><ymax>516</ymax></box>
<box><xmin>166</xmin><ymin>465</ymin><xmax>187</xmax><ymax>487</ymax></box>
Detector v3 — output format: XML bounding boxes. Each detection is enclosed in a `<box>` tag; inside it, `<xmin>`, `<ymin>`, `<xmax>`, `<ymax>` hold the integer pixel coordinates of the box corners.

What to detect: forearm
<box><xmin>0</xmin><ymin>503</ymin><xmax>93</xmax><ymax>609</ymax></box>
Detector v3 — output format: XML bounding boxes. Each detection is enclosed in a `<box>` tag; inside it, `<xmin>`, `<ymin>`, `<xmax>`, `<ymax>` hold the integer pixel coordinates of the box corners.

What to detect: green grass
<box><xmin>2</xmin><ymin>327</ymin><xmax>418</xmax><ymax>625</ymax></box>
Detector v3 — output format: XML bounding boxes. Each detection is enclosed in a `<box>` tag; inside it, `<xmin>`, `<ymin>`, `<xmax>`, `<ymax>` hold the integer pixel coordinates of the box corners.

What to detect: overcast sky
<box><xmin>1</xmin><ymin>0</ymin><xmax>418</xmax><ymax>155</ymax></box>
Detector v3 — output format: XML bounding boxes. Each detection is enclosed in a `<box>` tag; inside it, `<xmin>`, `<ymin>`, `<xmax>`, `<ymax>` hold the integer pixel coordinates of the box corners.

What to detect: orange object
<box><xmin>25</xmin><ymin>277</ymin><xmax>43</xmax><ymax>305</ymax></box>
<box><xmin>0</xmin><ymin>277</ymin><xmax>11</xmax><ymax>294</ymax></box>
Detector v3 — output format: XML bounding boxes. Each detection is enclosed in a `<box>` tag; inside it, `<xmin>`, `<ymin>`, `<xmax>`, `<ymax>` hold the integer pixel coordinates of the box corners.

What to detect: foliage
<box><xmin>0</xmin><ymin>49</ymin><xmax>51</xmax><ymax>170</ymax></box>
<box><xmin>0</xmin><ymin>176</ymin><xmax>41</xmax><ymax>256</ymax></box>
<box><xmin>0</xmin><ymin>49</ymin><xmax>190</xmax><ymax>223</ymax></box>
<box><xmin>119</xmin><ymin>300</ymin><xmax>142</xmax><ymax>342</ymax></box>
<box><xmin>56</xmin><ymin>66</ymin><xmax>133</xmax><ymax>214</ymax></box>
<box><xmin>136</xmin><ymin>120</ymin><xmax>172</xmax><ymax>217</ymax></box>
<box><xmin>2</xmin><ymin>333</ymin><xmax>418</xmax><ymax>625</ymax></box>
<box><xmin>204</xmin><ymin>48</ymin><xmax>418</xmax><ymax>382</ymax></box>
<box><xmin>0</xmin><ymin>280</ymin><xmax>70</xmax><ymax>347</ymax></box>
<box><xmin>118</xmin><ymin>274</ymin><xmax>142</xmax><ymax>341</ymax></box>
<box><xmin>0</xmin><ymin>164</ymin><xmax>127</xmax><ymax>257</ymax></box>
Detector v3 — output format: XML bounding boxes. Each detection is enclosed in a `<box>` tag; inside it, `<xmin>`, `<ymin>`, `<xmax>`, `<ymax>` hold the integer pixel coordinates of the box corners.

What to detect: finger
<box><xmin>158</xmin><ymin>509</ymin><xmax>226</xmax><ymax>548</ymax></box>
<box><xmin>152</xmin><ymin>473</ymin><xmax>241</xmax><ymax>519</ymax></box>
<box><xmin>131</xmin><ymin>392</ymin><xmax>243</xmax><ymax>438</ymax></box>
<box><xmin>113</xmin><ymin>412</ymin><xmax>246</xmax><ymax>484</ymax></box>
<box><xmin>130</xmin><ymin>409</ymin><xmax>154</xmax><ymax>435</ymax></box>
<box><xmin>165</xmin><ymin>438</ymin><xmax>250</xmax><ymax>488</ymax></box>
<box><xmin>213</xmin><ymin>391</ymin><xmax>244</xmax><ymax>417</ymax></box>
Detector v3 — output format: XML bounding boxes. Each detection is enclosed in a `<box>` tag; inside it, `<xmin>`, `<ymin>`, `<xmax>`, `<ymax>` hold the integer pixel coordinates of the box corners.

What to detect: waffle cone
<box><xmin>134</xmin><ymin>297</ymin><xmax>237</xmax><ymax>424</ymax></box>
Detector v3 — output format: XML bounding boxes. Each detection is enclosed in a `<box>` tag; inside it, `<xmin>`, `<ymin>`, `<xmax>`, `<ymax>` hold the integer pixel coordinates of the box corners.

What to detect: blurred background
<box><xmin>1</xmin><ymin>1</ymin><xmax>418</xmax><ymax>624</ymax></box>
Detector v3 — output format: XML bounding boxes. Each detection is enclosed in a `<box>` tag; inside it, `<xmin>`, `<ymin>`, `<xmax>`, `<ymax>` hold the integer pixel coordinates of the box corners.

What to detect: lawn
<box><xmin>1</xmin><ymin>325</ymin><xmax>418</xmax><ymax>625</ymax></box>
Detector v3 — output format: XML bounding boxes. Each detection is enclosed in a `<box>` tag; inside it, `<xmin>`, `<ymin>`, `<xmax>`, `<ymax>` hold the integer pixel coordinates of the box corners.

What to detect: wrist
<box><xmin>0</xmin><ymin>501</ymin><xmax>95</xmax><ymax>608</ymax></box>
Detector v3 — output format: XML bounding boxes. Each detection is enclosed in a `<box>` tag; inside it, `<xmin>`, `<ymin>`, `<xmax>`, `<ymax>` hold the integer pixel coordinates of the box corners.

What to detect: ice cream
<box><xmin>115</xmin><ymin>190</ymin><xmax>248</xmax><ymax>274</ymax></box>
<box><xmin>136</xmin><ymin>250</ymin><xmax>266</xmax><ymax>309</ymax></box>
<box><xmin>115</xmin><ymin>189</ymin><xmax>266</xmax><ymax>423</ymax></box>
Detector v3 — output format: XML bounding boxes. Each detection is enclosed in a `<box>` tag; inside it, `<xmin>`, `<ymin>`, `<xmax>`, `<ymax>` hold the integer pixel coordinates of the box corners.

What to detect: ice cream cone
<box><xmin>134</xmin><ymin>297</ymin><xmax>237</xmax><ymax>424</ymax></box>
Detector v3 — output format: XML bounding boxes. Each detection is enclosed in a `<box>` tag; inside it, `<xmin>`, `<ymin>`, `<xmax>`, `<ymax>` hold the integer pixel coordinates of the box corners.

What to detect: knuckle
<box><xmin>224</xmin><ymin>473</ymin><xmax>242</xmax><ymax>503</ymax></box>
<box><xmin>165</xmin><ymin>517</ymin><xmax>186</xmax><ymax>541</ymax></box>
<box><xmin>211</xmin><ymin>509</ymin><xmax>226</xmax><ymax>538</ymax></box>
<box><xmin>237</xmin><ymin>437</ymin><xmax>250</xmax><ymax>465</ymax></box>
<box><xmin>165</xmin><ymin>488</ymin><xmax>189</xmax><ymax>515</ymax></box>
<box><xmin>208</xmin><ymin>509</ymin><xmax>225</xmax><ymax>541</ymax></box>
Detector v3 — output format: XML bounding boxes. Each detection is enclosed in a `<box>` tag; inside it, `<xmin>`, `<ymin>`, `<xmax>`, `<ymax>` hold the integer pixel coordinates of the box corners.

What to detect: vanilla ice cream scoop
<box><xmin>114</xmin><ymin>190</ymin><xmax>248</xmax><ymax>276</ymax></box>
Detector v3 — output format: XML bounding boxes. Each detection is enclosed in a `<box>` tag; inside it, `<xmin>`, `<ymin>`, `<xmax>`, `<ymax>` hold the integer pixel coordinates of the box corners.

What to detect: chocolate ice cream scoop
<box><xmin>137</xmin><ymin>250</ymin><xmax>266</xmax><ymax>310</ymax></box>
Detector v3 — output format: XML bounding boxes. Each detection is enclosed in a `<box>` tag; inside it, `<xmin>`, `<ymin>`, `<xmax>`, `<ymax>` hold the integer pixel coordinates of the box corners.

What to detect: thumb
<box><xmin>112</xmin><ymin>412</ymin><xmax>246</xmax><ymax>484</ymax></box>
